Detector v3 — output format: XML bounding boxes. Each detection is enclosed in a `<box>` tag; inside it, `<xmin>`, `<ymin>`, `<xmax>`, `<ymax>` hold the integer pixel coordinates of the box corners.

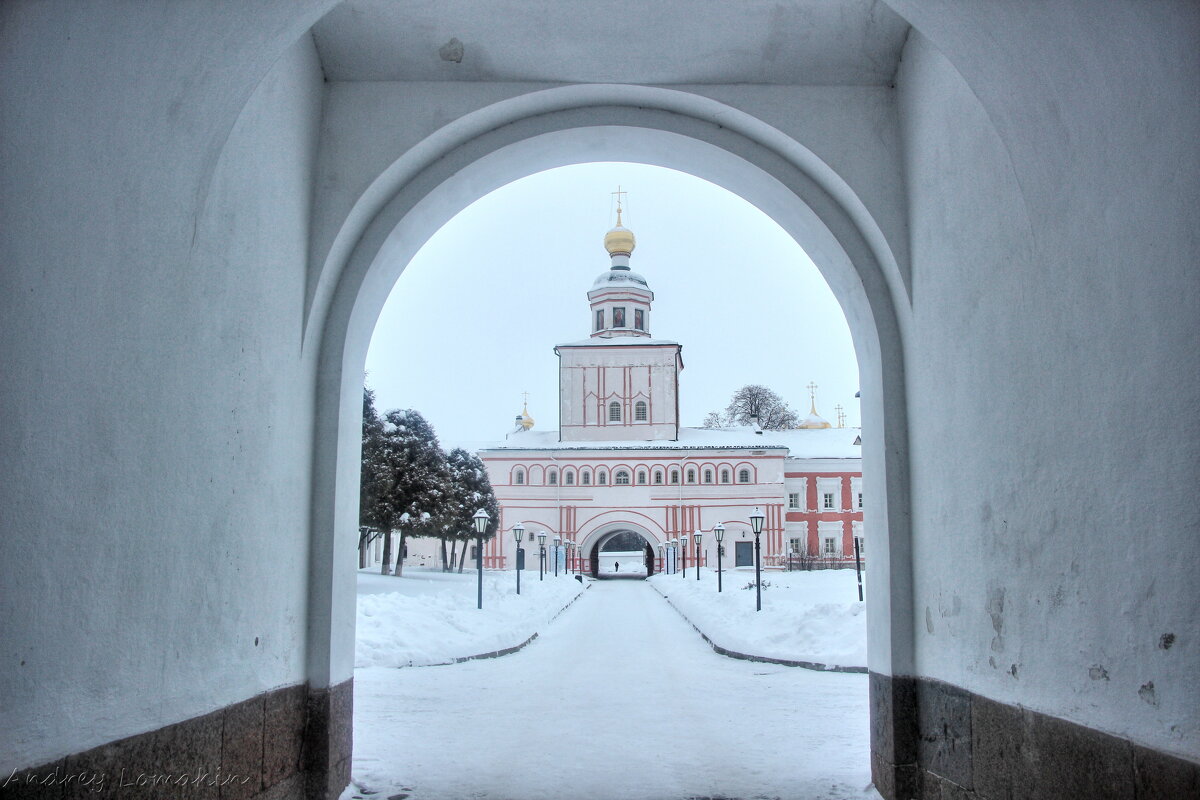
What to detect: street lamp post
<box><xmin>512</xmin><ymin>522</ymin><xmax>525</xmax><ymax>596</ymax></box>
<box><xmin>553</xmin><ymin>535</ymin><xmax>561</xmax><ymax>577</ymax></box>
<box><xmin>473</xmin><ymin>508</ymin><xmax>490</xmax><ymax>610</ymax></box>
<box><xmin>713</xmin><ymin>523</ymin><xmax>725</xmax><ymax>592</ymax></box>
<box><xmin>680</xmin><ymin>534</ymin><xmax>688</xmax><ymax>578</ymax></box>
<box><xmin>694</xmin><ymin>531</ymin><xmax>703</xmax><ymax>580</ymax></box>
<box><xmin>750</xmin><ymin>507</ymin><xmax>765</xmax><ymax>611</ymax></box>
<box><xmin>537</xmin><ymin>531</ymin><xmax>547</xmax><ymax>581</ymax></box>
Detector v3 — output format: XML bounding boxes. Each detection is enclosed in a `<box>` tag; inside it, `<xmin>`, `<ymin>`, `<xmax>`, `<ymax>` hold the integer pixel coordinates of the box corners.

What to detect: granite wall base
<box><xmin>870</xmin><ymin>672</ymin><xmax>1199</xmax><ymax>800</ymax></box>
<box><xmin>2</xmin><ymin>681</ymin><xmax>352</xmax><ymax>800</ymax></box>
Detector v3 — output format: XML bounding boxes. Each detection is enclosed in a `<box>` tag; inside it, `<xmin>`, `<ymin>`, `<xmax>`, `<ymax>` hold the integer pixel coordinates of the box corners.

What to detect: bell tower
<box><xmin>556</xmin><ymin>199</ymin><xmax>683</xmax><ymax>442</ymax></box>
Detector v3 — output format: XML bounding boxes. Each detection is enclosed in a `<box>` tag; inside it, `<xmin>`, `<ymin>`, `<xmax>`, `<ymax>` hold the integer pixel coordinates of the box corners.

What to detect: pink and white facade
<box><xmin>468</xmin><ymin>215</ymin><xmax>863</xmax><ymax>576</ymax></box>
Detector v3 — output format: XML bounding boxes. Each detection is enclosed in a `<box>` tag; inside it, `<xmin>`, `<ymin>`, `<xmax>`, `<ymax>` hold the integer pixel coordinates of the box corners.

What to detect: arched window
<box><xmin>609</xmin><ymin>401</ymin><xmax>621</xmax><ymax>421</ymax></box>
<box><xmin>634</xmin><ymin>401</ymin><xmax>647</xmax><ymax>421</ymax></box>
<box><xmin>636</xmin><ymin>470</ymin><xmax>647</xmax><ymax>484</ymax></box>
<box><xmin>720</xmin><ymin>468</ymin><xmax>730</xmax><ymax>483</ymax></box>
<box><xmin>615</xmin><ymin>470</ymin><xmax>630</xmax><ymax>485</ymax></box>
<box><xmin>738</xmin><ymin>468</ymin><xmax>751</xmax><ymax>483</ymax></box>
<box><xmin>565</xmin><ymin>471</ymin><xmax>574</xmax><ymax>485</ymax></box>
<box><xmin>515</xmin><ymin>469</ymin><xmax>525</xmax><ymax>485</ymax></box>
<box><xmin>548</xmin><ymin>470</ymin><xmax>557</xmax><ymax>485</ymax></box>
<box><xmin>686</xmin><ymin>469</ymin><xmax>696</xmax><ymax>484</ymax></box>
<box><xmin>598</xmin><ymin>471</ymin><xmax>608</xmax><ymax>485</ymax></box>
<box><xmin>670</xmin><ymin>469</ymin><xmax>680</xmax><ymax>485</ymax></box>
<box><xmin>704</xmin><ymin>468</ymin><xmax>713</xmax><ymax>484</ymax></box>
<box><xmin>653</xmin><ymin>469</ymin><xmax>663</xmax><ymax>485</ymax></box>
<box><xmin>582</xmin><ymin>471</ymin><xmax>591</xmax><ymax>485</ymax></box>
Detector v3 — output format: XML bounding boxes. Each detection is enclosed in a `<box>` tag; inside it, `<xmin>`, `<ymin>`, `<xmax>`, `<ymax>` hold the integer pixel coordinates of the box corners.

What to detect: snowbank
<box><xmin>355</xmin><ymin>566</ymin><xmax>586</xmax><ymax>668</ymax></box>
<box><xmin>649</xmin><ymin>567</ymin><xmax>867</xmax><ymax>669</ymax></box>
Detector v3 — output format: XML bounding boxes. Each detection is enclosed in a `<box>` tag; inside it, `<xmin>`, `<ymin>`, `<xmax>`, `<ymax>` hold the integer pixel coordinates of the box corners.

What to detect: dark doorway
<box><xmin>735</xmin><ymin>541</ymin><xmax>754</xmax><ymax>567</ymax></box>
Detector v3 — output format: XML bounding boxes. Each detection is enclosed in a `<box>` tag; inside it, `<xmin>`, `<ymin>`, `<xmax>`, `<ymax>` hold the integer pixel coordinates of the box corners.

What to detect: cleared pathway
<box><xmin>352</xmin><ymin>579</ymin><xmax>877</xmax><ymax>800</ymax></box>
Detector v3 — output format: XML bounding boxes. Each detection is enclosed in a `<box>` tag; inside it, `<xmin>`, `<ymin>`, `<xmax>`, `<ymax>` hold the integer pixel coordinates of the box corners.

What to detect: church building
<box><xmin>460</xmin><ymin>207</ymin><xmax>864</xmax><ymax>577</ymax></box>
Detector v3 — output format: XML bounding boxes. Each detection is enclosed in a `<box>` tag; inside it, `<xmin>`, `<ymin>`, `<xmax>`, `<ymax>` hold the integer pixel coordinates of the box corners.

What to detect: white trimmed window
<box><xmin>703</xmin><ymin>468</ymin><xmax>713</xmax><ymax>484</ymax></box>
<box><xmin>637</xmin><ymin>470</ymin><xmax>647</xmax><ymax>484</ymax></box>
<box><xmin>654</xmin><ymin>469</ymin><xmax>663</xmax><ymax>485</ymax></box>
<box><xmin>515</xmin><ymin>469</ymin><xmax>525</xmax><ymax>485</ymax></box>
<box><xmin>582</xmin><ymin>471</ymin><xmax>591</xmax><ymax>485</ymax></box>
<box><xmin>720</xmin><ymin>468</ymin><xmax>730</xmax><ymax>483</ymax></box>
<box><xmin>852</xmin><ymin>476</ymin><xmax>863</xmax><ymax>510</ymax></box>
<box><xmin>670</xmin><ymin>469</ymin><xmax>680</xmax><ymax>484</ymax></box>
<box><xmin>787</xmin><ymin>492</ymin><xmax>801</xmax><ymax>510</ymax></box>
<box><xmin>548</xmin><ymin>470</ymin><xmax>557</xmax><ymax>485</ymax></box>
<box><xmin>635</xmin><ymin>401</ymin><xmax>647</xmax><ymax>421</ymax></box>
<box><xmin>819</xmin><ymin>521</ymin><xmax>843</xmax><ymax>556</ymax></box>
<box><xmin>608</xmin><ymin>401</ymin><xmax>621</xmax><ymax>421</ymax></box>
<box><xmin>817</xmin><ymin>477</ymin><xmax>841</xmax><ymax>511</ymax></box>
<box><xmin>686</xmin><ymin>469</ymin><xmax>696</xmax><ymax>484</ymax></box>
<box><xmin>565</xmin><ymin>472</ymin><xmax>574</xmax><ymax>485</ymax></box>
<box><xmin>738</xmin><ymin>468</ymin><xmax>751</xmax><ymax>483</ymax></box>
<box><xmin>615</xmin><ymin>470</ymin><xmax>630</xmax><ymax>485</ymax></box>
<box><xmin>598</xmin><ymin>471</ymin><xmax>607</xmax><ymax>485</ymax></box>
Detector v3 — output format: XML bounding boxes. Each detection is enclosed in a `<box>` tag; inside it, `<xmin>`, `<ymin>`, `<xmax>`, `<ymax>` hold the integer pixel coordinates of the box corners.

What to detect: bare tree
<box><xmin>722</xmin><ymin>384</ymin><xmax>799</xmax><ymax>429</ymax></box>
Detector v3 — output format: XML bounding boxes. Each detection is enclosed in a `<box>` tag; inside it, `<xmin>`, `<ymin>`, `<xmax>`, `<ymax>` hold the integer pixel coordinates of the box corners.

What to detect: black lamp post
<box><xmin>473</xmin><ymin>508</ymin><xmax>490</xmax><ymax>610</ymax></box>
<box><xmin>713</xmin><ymin>522</ymin><xmax>725</xmax><ymax>592</ymax></box>
<box><xmin>694</xmin><ymin>531</ymin><xmax>703</xmax><ymax>580</ymax></box>
<box><xmin>512</xmin><ymin>521</ymin><xmax>525</xmax><ymax>595</ymax></box>
<box><xmin>537</xmin><ymin>531</ymin><xmax>547</xmax><ymax>581</ymax></box>
<box><xmin>553</xmin><ymin>535</ymin><xmax>561</xmax><ymax>577</ymax></box>
<box><xmin>750</xmin><ymin>507</ymin><xmax>765</xmax><ymax>611</ymax></box>
<box><xmin>680</xmin><ymin>534</ymin><xmax>688</xmax><ymax>578</ymax></box>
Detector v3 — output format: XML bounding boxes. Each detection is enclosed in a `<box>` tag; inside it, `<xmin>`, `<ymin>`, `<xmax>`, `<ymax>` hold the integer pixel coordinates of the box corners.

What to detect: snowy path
<box><xmin>352</xmin><ymin>578</ymin><xmax>878</xmax><ymax>800</ymax></box>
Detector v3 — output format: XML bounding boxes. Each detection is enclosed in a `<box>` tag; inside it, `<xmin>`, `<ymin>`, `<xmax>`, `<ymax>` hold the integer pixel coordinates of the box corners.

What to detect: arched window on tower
<box><xmin>609</xmin><ymin>401</ymin><xmax>621</xmax><ymax>422</ymax></box>
<box><xmin>615</xmin><ymin>470</ymin><xmax>630</xmax><ymax>485</ymax></box>
<box><xmin>635</xmin><ymin>401</ymin><xmax>647</xmax><ymax>421</ymax></box>
<box><xmin>515</xmin><ymin>469</ymin><xmax>525</xmax><ymax>485</ymax></box>
<box><xmin>738</xmin><ymin>468</ymin><xmax>751</xmax><ymax>483</ymax></box>
<box><xmin>595</xmin><ymin>309</ymin><xmax>604</xmax><ymax>331</ymax></box>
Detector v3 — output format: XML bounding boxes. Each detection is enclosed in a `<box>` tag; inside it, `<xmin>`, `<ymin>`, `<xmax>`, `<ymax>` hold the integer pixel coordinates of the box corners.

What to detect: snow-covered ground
<box><xmin>356</xmin><ymin>566</ymin><xmax>586</xmax><ymax>667</ymax></box>
<box><xmin>351</xmin><ymin>568</ymin><xmax>877</xmax><ymax>800</ymax></box>
<box><xmin>650</xmin><ymin>567</ymin><xmax>867</xmax><ymax>669</ymax></box>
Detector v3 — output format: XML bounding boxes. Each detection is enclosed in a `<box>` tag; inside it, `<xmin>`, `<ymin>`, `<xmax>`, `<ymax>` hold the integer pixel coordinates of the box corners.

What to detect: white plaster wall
<box><xmin>894</xmin><ymin>16</ymin><xmax>1199</xmax><ymax>759</ymax></box>
<box><xmin>0</xmin><ymin>7</ymin><xmax>329</xmax><ymax>770</ymax></box>
<box><xmin>558</xmin><ymin>346</ymin><xmax>680</xmax><ymax>440</ymax></box>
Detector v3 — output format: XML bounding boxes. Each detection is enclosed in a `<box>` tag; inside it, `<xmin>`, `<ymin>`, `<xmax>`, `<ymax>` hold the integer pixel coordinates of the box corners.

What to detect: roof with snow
<box><xmin>555</xmin><ymin>336</ymin><xmax>680</xmax><ymax>348</ymax></box>
<box><xmin>476</xmin><ymin>425</ymin><xmax>861</xmax><ymax>459</ymax></box>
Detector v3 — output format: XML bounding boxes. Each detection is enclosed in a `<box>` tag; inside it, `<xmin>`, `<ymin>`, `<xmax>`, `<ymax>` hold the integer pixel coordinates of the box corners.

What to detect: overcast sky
<box><xmin>365</xmin><ymin>162</ymin><xmax>859</xmax><ymax>449</ymax></box>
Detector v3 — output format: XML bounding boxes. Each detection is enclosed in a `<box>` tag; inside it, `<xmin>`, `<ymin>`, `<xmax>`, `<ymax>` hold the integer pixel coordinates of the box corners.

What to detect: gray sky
<box><xmin>365</xmin><ymin>163</ymin><xmax>859</xmax><ymax>448</ymax></box>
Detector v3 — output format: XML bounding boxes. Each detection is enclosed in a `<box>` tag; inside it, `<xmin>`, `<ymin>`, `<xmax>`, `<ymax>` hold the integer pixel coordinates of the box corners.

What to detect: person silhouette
<box><xmin>614</xmin><ymin>561</ymin><xmax>620</xmax><ymax>573</ymax></box>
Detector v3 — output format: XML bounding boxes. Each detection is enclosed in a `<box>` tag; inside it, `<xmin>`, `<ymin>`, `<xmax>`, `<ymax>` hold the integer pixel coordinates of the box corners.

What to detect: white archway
<box><xmin>308</xmin><ymin>83</ymin><xmax>914</xmax><ymax>743</ymax></box>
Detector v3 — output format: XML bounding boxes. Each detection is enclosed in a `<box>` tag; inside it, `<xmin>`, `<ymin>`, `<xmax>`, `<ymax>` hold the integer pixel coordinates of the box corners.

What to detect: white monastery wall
<box><xmin>0</xmin><ymin>20</ymin><xmax>327</xmax><ymax>770</ymax></box>
<box><xmin>894</xmin><ymin>20</ymin><xmax>1199</xmax><ymax>760</ymax></box>
<box><xmin>558</xmin><ymin>345</ymin><xmax>680</xmax><ymax>440</ymax></box>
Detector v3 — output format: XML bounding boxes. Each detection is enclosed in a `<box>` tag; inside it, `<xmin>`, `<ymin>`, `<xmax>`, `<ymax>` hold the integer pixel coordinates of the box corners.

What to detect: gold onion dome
<box><xmin>518</xmin><ymin>401</ymin><xmax>534</xmax><ymax>430</ymax></box>
<box><xmin>603</xmin><ymin>206</ymin><xmax>636</xmax><ymax>256</ymax></box>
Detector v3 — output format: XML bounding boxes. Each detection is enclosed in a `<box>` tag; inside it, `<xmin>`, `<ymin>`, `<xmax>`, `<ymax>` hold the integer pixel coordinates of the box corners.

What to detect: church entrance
<box><xmin>591</xmin><ymin>529</ymin><xmax>654</xmax><ymax>579</ymax></box>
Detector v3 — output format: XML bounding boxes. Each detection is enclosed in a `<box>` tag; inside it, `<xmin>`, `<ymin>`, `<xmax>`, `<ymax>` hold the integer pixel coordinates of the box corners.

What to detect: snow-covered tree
<box><xmin>432</xmin><ymin>448</ymin><xmax>500</xmax><ymax>572</ymax></box>
<box><xmin>377</xmin><ymin>408</ymin><xmax>448</xmax><ymax>576</ymax></box>
<box><xmin>701</xmin><ymin>410</ymin><xmax>726</xmax><ymax>429</ymax></box>
<box><xmin>717</xmin><ymin>384</ymin><xmax>799</xmax><ymax>430</ymax></box>
<box><xmin>359</xmin><ymin>388</ymin><xmax>391</xmax><ymax>570</ymax></box>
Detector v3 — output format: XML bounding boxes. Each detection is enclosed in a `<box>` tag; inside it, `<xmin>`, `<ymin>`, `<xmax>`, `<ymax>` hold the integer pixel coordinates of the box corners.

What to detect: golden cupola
<box><xmin>603</xmin><ymin>205</ymin><xmax>636</xmax><ymax>257</ymax></box>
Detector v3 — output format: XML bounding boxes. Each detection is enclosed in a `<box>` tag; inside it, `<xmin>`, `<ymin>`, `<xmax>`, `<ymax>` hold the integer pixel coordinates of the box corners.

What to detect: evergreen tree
<box><xmin>359</xmin><ymin>388</ymin><xmax>390</xmax><ymax>570</ymax></box>
<box><xmin>378</xmin><ymin>408</ymin><xmax>448</xmax><ymax>576</ymax></box>
<box><xmin>432</xmin><ymin>448</ymin><xmax>500</xmax><ymax>573</ymax></box>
